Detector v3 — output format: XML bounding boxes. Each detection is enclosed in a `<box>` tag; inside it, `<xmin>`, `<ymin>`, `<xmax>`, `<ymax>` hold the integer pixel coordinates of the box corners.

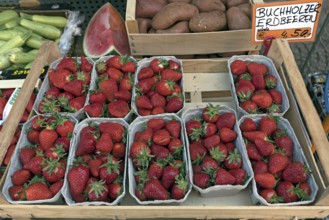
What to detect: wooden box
<box><xmin>125</xmin><ymin>0</ymin><xmax>262</xmax><ymax>56</ymax></box>
<box><xmin>0</xmin><ymin>40</ymin><xmax>328</xmax><ymax>219</ymax></box>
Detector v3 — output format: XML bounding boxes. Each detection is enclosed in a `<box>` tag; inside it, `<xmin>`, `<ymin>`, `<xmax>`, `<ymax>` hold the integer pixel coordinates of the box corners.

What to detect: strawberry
<box><xmin>42</xmin><ymin>159</ymin><xmax>66</xmax><ymax>183</ymax></box>
<box><xmin>268</xmin><ymin>152</ymin><xmax>289</xmax><ymax>174</ymax></box>
<box><xmin>161</xmin><ymin>165</ymin><xmax>179</xmax><ymax>189</ymax></box>
<box><xmin>20</xmin><ymin>110</ymin><xmax>29</xmax><ymax>123</ymax></box>
<box><xmin>243</xmin><ymin>131</ymin><xmax>266</xmax><ymax>143</ymax></box>
<box><xmin>96</xmin><ymin>61</ymin><xmax>106</xmax><ymax>74</ymax></box>
<box><xmin>89</xmin><ymin>91</ymin><xmax>107</xmax><ymax>104</ymax></box>
<box><xmin>193</xmin><ymin>173</ymin><xmax>210</xmax><ymax>189</ymax></box>
<box><xmin>135</xmin><ymin>187</ymin><xmax>146</xmax><ymax>201</ymax></box>
<box><xmin>45</xmin><ymin>144</ymin><xmax>66</xmax><ymax>160</ymax></box>
<box><xmin>251</xmin><ymin>91</ymin><xmax>273</xmax><ymax>109</ymax></box>
<box><xmin>106</xmin><ymin>67</ymin><xmax>123</xmax><ymax>82</ymax></box>
<box><xmin>246</xmin><ymin>142</ymin><xmax>263</xmax><ymax>161</ymax></box>
<box><xmin>255</xmin><ymin>173</ymin><xmax>276</xmax><ymax>189</ymax></box>
<box><xmin>99</xmin><ymin>156</ymin><xmax>121</xmax><ymax>184</ymax></box>
<box><xmin>236</xmin><ymin>80</ymin><xmax>255</xmax><ymax>101</ymax></box>
<box><xmin>297</xmin><ymin>182</ymin><xmax>311</xmax><ymax>200</ymax></box>
<box><xmin>68</xmin><ymin>96</ymin><xmax>86</xmax><ymax>112</ymax></box>
<box><xmin>185</xmin><ymin>119</ymin><xmax>202</xmax><ymax>136</ymax></box>
<box><xmin>77</xmin><ymin>71</ymin><xmax>91</xmax><ymax>85</ymax></box>
<box><xmin>156</xmin><ymin>80</ymin><xmax>175</xmax><ymax>96</ymax></box>
<box><xmin>240</xmin><ymin>100</ymin><xmax>258</xmax><ymax>113</ymax></box>
<box><xmin>112</xmin><ymin>143</ymin><xmax>126</xmax><ymax>159</ymax></box>
<box><xmin>148</xmin><ymin>160</ymin><xmax>165</xmax><ymax>179</ymax></box>
<box><xmin>260</xmin><ymin>189</ymin><xmax>283</xmax><ymax>203</ymax></box>
<box><xmin>49</xmin><ymin>69</ymin><xmax>72</xmax><ymax>89</ymax></box>
<box><xmin>166</xmin><ymin>96</ymin><xmax>183</xmax><ymax>113</ymax></box>
<box><xmin>209</xmin><ymin>143</ymin><xmax>228</xmax><ymax>163</ymax></box>
<box><xmin>275</xmin><ymin>133</ymin><xmax>293</xmax><ymax>158</ymax></box>
<box><xmin>230</xmin><ymin>60</ymin><xmax>247</xmax><ymax>75</ymax></box>
<box><xmin>228</xmin><ymin>168</ymin><xmax>247</xmax><ymax>185</ymax></box>
<box><xmin>121</xmin><ymin>60</ymin><xmax>136</xmax><ymax>73</ymax></box>
<box><xmin>3</xmin><ymin>144</ymin><xmax>15</xmax><ymax>166</ymax></box>
<box><xmin>189</xmin><ymin>142</ymin><xmax>207</xmax><ymax>162</ymax></box>
<box><xmin>247</xmin><ymin>62</ymin><xmax>268</xmax><ymax>75</ymax></box>
<box><xmin>57</xmin><ymin>57</ymin><xmax>77</xmax><ymax>72</ymax></box>
<box><xmin>138</xmin><ymin>67</ymin><xmax>154</xmax><ymax>80</ymax></box>
<box><xmin>39</xmin><ymin>128</ymin><xmax>58</xmax><ymax>151</ymax></box>
<box><xmin>26</xmin><ymin>93</ymin><xmax>37</xmax><ymax>113</ymax></box>
<box><xmin>136</xmin><ymin>95</ymin><xmax>153</xmax><ymax>109</ymax></box>
<box><xmin>99</xmin><ymin>122</ymin><xmax>125</xmax><ymax>143</ymax></box>
<box><xmin>240</xmin><ymin>118</ymin><xmax>257</xmax><ymax>132</ymax></box>
<box><xmin>9</xmin><ymin>185</ymin><xmax>25</xmax><ymax>201</ymax></box>
<box><xmin>265</xmin><ymin>75</ymin><xmax>277</xmax><ymax>89</ymax></box>
<box><xmin>150</xmin><ymin>92</ymin><xmax>166</xmax><ymax>107</ymax></box>
<box><xmin>161</xmin><ymin>69</ymin><xmax>182</xmax><ymax>82</ymax></box>
<box><xmin>11</xmin><ymin>169</ymin><xmax>31</xmax><ymax>186</ymax></box>
<box><xmin>251</xmin><ymin>73</ymin><xmax>265</xmax><ymax>90</ymax></box>
<box><xmin>168</xmin><ymin>138</ymin><xmax>183</xmax><ymax>155</ymax></box>
<box><xmin>203</xmin><ymin>135</ymin><xmax>220</xmax><ymax>150</ymax></box>
<box><xmin>148</xmin><ymin>118</ymin><xmax>166</xmax><ymax>131</ymax></box>
<box><xmin>153</xmin><ymin>129</ymin><xmax>171</xmax><ymax>146</ymax></box>
<box><xmin>253</xmin><ymin>161</ymin><xmax>268</xmax><ymax>174</ymax></box>
<box><xmin>268</xmin><ymin>89</ymin><xmax>282</xmax><ymax>104</ymax></box>
<box><xmin>19</xmin><ymin>146</ymin><xmax>36</xmax><ymax>165</ymax></box>
<box><xmin>31</xmin><ymin>115</ymin><xmax>45</xmax><ymax>131</ymax></box>
<box><xmin>143</xmin><ymin>179</ymin><xmax>169</xmax><ymax>200</ymax></box>
<box><xmin>236</xmin><ymin>73</ymin><xmax>252</xmax><ymax>82</ymax></box>
<box><xmin>202</xmin><ymin>122</ymin><xmax>217</xmax><ymax>137</ymax></box>
<box><xmin>85</xmin><ymin>103</ymin><xmax>104</xmax><ymax>117</ymax></box>
<box><xmin>150</xmin><ymin>59</ymin><xmax>168</xmax><ymax>73</ymax></box>
<box><xmin>108</xmin><ymin>100</ymin><xmax>130</xmax><ymax>118</ymax></box>
<box><xmin>267</xmin><ymin>103</ymin><xmax>282</xmax><ymax>113</ymax></box>
<box><xmin>224</xmin><ymin>149</ymin><xmax>242</xmax><ymax>169</ymax></box>
<box><xmin>106</xmin><ymin>55</ymin><xmax>122</xmax><ymax>69</ymax></box>
<box><xmin>219</xmin><ymin>127</ymin><xmax>237</xmax><ymax>143</ymax></box>
<box><xmin>202</xmin><ymin>104</ymin><xmax>220</xmax><ymax>123</ymax></box>
<box><xmin>151</xmin><ymin>144</ymin><xmax>170</xmax><ymax>159</ymax></box>
<box><xmin>135</xmin><ymin>127</ymin><xmax>153</xmax><ymax>143</ymax></box>
<box><xmin>27</xmin><ymin>128</ymin><xmax>40</xmax><ymax>144</ymax></box>
<box><xmin>76</xmin><ymin>139</ymin><xmax>96</xmax><ymax>156</ymax></box>
<box><xmin>130</xmin><ymin>141</ymin><xmax>152</xmax><ymax>168</ymax></box>
<box><xmin>0</xmin><ymin>97</ymin><xmax>7</xmax><ymax>118</ymax></box>
<box><xmin>80</xmin><ymin>55</ymin><xmax>92</xmax><ymax>72</ymax></box>
<box><xmin>258</xmin><ymin>116</ymin><xmax>277</xmax><ymax>136</ymax></box>
<box><xmin>98</xmin><ymin>77</ymin><xmax>118</xmax><ymax>101</ymax></box>
<box><xmin>166</xmin><ymin>119</ymin><xmax>181</xmax><ymax>138</ymax></box>
<box><xmin>63</xmin><ymin>80</ymin><xmax>86</xmax><ymax>97</ymax></box>
<box><xmin>282</xmin><ymin>162</ymin><xmax>308</xmax><ymax>183</ymax></box>
<box><xmin>137</xmin><ymin>78</ymin><xmax>156</xmax><ymax>94</ymax></box>
<box><xmin>50</xmin><ymin>179</ymin><xmax>64</xmax><ymax>195</ymax></box>
<box><xmin>215</xmin><ymin>168</ymin><xmax>236</xmax><ymax>185</ymax></box>
<box><xmin>56</xmin><ymin>117</ymin><xmax>74</xmax><ymax>137</ymax></box>
<box><xmin>114</xmin><ymin>90</ymin><xmax>132</xmax><ymax>101</ymax></box>
<box><xmin>216</xmin><ymin>112</ymin><xmax>236</xmax><ymax>129</ymax></box>
<box><xmin>25</xmin><ymin>179</ymin><xmax>53</xmax><ymax>201</ymax></box>
<box><xmin>171</xmin><ymin>175</ymin><xmax>188</xmax><ymax>200</ymax></box>
<box><xmin>201</xmin><ymin>156</ymin><xmax>218</xmax><ymax>172</ymax></box>
<box><xmin>87</xmin><ymin>179</ymin><xmax>108</xmax><ymax>201</ymax></box>
<box><xmin>45</xmin><ymin>87</ymin><xmax>60</xmax><ymax>99</ymax></box>
<box><xmin>58</xmin><ymin>92</ymin><xmax>74</xmax><ymax>107</ymax></box>
<box><xmin>254</xmin><ymin>138</ymin><xmax>275</xmax><ymax>157</ymax></box>
<box><xmin>120</xmin><ymin>74</ymin><xmax>134</xmax><ymax>91</ymax></box>
<box><xmin>2</xmin><ymin>88</ymin><xmax>14</xmax><ymax>98</ymax></box>
<box><xmin>96</xmin><ymin>133</ymin><xmax>113</xmax><ymax>153</ymax></box>
<box><xmin>88</xmin><ymin>159</ymin><xmax>102</xmax><ymax>177</ymax></box>
<box><xmin>168</xmin><ymin>60</ymin><xmax>180</xmax><ymax>70</ymax></box>
<box><xmin>276</xmin><ymin>181</ymin><xmax>298</xmax><ymax>203</ymax></box>
<box><xmin>38</xmin><ymin>97</ymin><xmax>61</xmax><ymax>114</ymax></box>
<box><xmin>138</xmin><ymin>108</ymin><xmax>152</xmax><ymax>116</ymax></box>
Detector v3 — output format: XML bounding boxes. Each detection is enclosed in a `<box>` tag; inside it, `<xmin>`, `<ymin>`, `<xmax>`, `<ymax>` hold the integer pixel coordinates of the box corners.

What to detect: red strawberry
<box><xmin>201</xmin><ymin>156</ymin><xmax>218</xmax><ymax>172</ymax></box>
<box><xmin>258</xmin><ymin>116</ymin><xmax>277</xmax><ymax>137</ymax></box>
<box><xmin>112</xmin><ymin>143</ymin><xmax>126</xmax><ymax>159</ymax></box>
<box><xmin>255</xmin><ymin>173</ymin><xmax>276</xmax><ymax>189</ymax></box>
<box><xmin>203</xmin><ymin>135</ymin><xmax>220</xmax><ymax>150</ymax></box>
<box><xmin>106</xmin><ymin>55</ymin><xmax>122</xmax><ymax>69</ymax></box>
<box><xmin>136</xmin><ymin>95</ymin><xmax>153</xmax><ymax>109</ymax></box>
<box><xmin>166</xmin><ymin>119</ymin><xmax>181</xmax><ymax>138</ymax></box>
<box><xmin>251</xmin><ymin>73</ymin><xmax>265</xmax><ymax>90</ymax></box>
<box><xmin>42</xmin><ymin>159</ymin><xmax>66</xmax><ymax>183</ymax></box>
<box><xmin>99</xmin><ymin>122</ymin><xmax>125</xmax><ymax>143</ymax></box>
<box><xmin>230</xmin><ymin>60</ymin><xmax>247</xmax><ymax>75</ymax></box>
<box><xmin>268</xmin><ymin>153</ymin><xmax>289</xmax><ymax>174</ymax></box>
<box><xmin>130</xmin><ymin>141</ymin><xmax>152</xmax><ymax>168</ymax></box>
<box><xmin>98</xmin><ymin>77</ymin><xmax>118</xmax><ymax>101</ymax></box>
<box><xmin>243</xmin><ymin>131</ymin><xmax>266</xmax><ymax>143</ymax></box>
<box><xmin>219</xmin><ymin>127</ymin><xmax>237</xmax><ymax>143</ymax></box>
<box><xmin>282</xmin><ymin>162</ymin><xmax>308</xmax><ymax>183</ymax></box>
<box><xmin>138</xmin><ymin>67</ymin><xmax>154</xmax><ymax>80</ymax></box>
<box><xmin>107</xmin><ymin>183</ymin><xmax>122</xmax><ymax>200</ymax></box>
<box><xmin>215</xmin><ymin>169</ymin><xmax>236</xmax><ymax>185</ymax></box>
<box><xmin>151</xmin><ymin>144</ymin><xmax>170</xmax><ymax>159</ymax></box>
<box><xmin>38</xmin><ymin>97</ymin><xmax>61</xmax><ymax>114</ymax></box>
<box><xmin>80</xmin><ymin>55</ymin><xmax>92</xmax><ymax>72</ymax></box>
<box><xmin>193</xmin><ymin>173</ymin><xmax>210</xmax><ymax>189</ymax></box>
<box><xmin>67</xmin><ymin>165</ymin><xmax>90</xmax><ymax>196</ymax></box>
<box><xmin>58</xmin><ymin>92</ymin><xmax>74</xmax><ymax>107</ymax></box>
<box><xmin>0</xmin><ymin>97</ymin><xmax>7</xmax><ymax>118</ymax></box>
<box><xmin>153</xmin><ymin>129</ymin><xmax>171</xmax><ymax>146</ymax></box>
<box><xmin>39</xmin><ymin>128</ymin><xmax>58</xmax><ymax>151</ymax></box>
<box><xmin>3</xmin><ymin>144</ymin><xmax>15</xmax><ymax>166</ymax></box>
<box><xmin>20</xmin><ymin>110</ymin><xmax>29</xmax><ymax>123</ymax></box>
<box><xmin>106</xmin><ymin>67</ymin><xmax>123</xmax><ymax>82</ymax></box>
<box><xmin>114</xmin><ymin>90</ymin><xmax>132</xmax><ymax>101</ymax></box>
<box><xmin>254</xmin><ymin>138</ymin><xmax>275</xmax><ymax>157</ymax></box>
<box><xmin>135</xmin><ymin>188</ymin><xmax>146</xmax><ymax>201</ymax></box>
<box><xmin>236</xmin><ymin>73</ymin><xmax>252</xmax><ymax>82</ymax></box>
<box><xmin>168</xmin><ymin>138</ymin><xmax>183</xmax><ymax>155</ymax></box>
<box><xmin>45</xmin><ymin>87</ymin><xmax>60</xmax><ymax>99</ymax></box>
<box><xmin>156</xmin><ymin>80</ymin><xmax>175</xmax><ymax>96</ymax></box>
<box><xmin>75</xmin><ymin>138</ymin><xmax>96</xmax><ymax>156</ymax></box>
<box><xmin>9</xmin><ymin>185</ymin><xmax>25</xmax><ymax>201</ymax></box>
<box><xmin>108</xmin><ymin>100</ymin><xmax>130</xmax><ymax>118</ymax></box>
<box><xmin>239</xmin><ymin>117</ymin><xmax>257</xmax><ymax>132</ymax></box>
<box><xmin>202</xmin><ymin>122</ymin><xmax>217</xmax><ymax>137</ymax></box>
<box><xmin>143</xmin><ymin>179</ymin><xmax>169</xmax><ymax>200</ymax></box>
<box><xmin>247</xmin><ymin>62</ymin><xmax>268</xmax><ymax>75</ymax></box>
<box><xmin>120</xmin><ymin>74</ymin><xmax>134</xmax><ymax>91</ymax></box>
<box><xmin>85</xmin><ymin>103</ymin><xmax>104</xmax><ymax>117</ymax></box>
<box><xmin>267</xmin><ymin>103</ymin><xmax>282</xmax><ymax>114</ymax></box>
<box><xmin>166</xmin><ymin>96</ymin><xmax>183</xmax><ymax>113</ymax></box>
<box><xmin>89</xmin><ymin>91</ymin><xmax>107</xmax><ymax>104</ymax></box>
<box><xmin>224</xmin><ymin>149</ymin><xmax>242</xmax><ymax>170</ymax></box>
<box><xmin>96</xmin><ymin>133</ymin><xmax>113</xmax><ymax>153</ymax></box>
<box><xmin>209</xmin><ymin>143</ymin><xmax>228</xmax><ymax>163</ymax></box>
<box><xmin>229</xmin><ymin>168</ymin><xmax>247</xmax><ymax>185</ymax></box>
<box><xmin>49</xmin><ymin>69</ymin><xmax>72</xmax><ymax>89</ymax></box>
<box><xmin>240</xmin><ymin>100</ymin><xmax>258</xmax><ymax>113</ymax></box>
<box><xmin>77</xmin><ymin>71</ymin><xmax>91</xmax><ymax>85</ymax></box>
<box><xmin>87</xmin><ymin>179</ymin><xmax>108</xmax><ymax>201</ymax></box>
<box><xmin>63</xmin><ymin>80</ymin><xmax>85</xmax><ymax>97</ymax></box>
<box><xmin>99</xmin><ymin>156</ymin><xmax>121</xmax><ymax>184</ymax></box>
<box><xmin>252</xmin><ymin>91</ymin><xmax>273</xmax><ymax>109</ymax></box>
<box><xmin>253</xmin><ymin>161</ymin><xmax>268</xmax><ymax>175</ymax></box>
<box><xmin>185</xmin><ymin>119</ymin><xmax>202</xmax><ymax>136</ymax></box>
<box><xmin>167</xmin><ymin>59</ymin><xmax>180</xmax><ymax>70</ymax></box>
<box><xmin>161</xmin><ymin>69</ymin><xmax>182</xmax><ymax>82</ymax></box>
<box><xmin>31</xmin><ymin>115</ymin><xmax>45</xmax><ymax>131</ymax></box>
<box><xmin>150</xmin><ymin>59</ymin><xmax>168</xmax><ymax>73</ymax></box>
<box><xmin>150</xmin><ymin>92</ymin><xmax>166</xmax><ymax>107</ymax></box>
<box><xmin>19</xmin><ymin>146</ymin><xmax>36</xmax><ymax>165</ymax></box>
<box><xmin>68</xmin><ymin>96</ymin><xmax>86</xmax><ymax>112</ymax></box>
<box><xmin>56</xmin><ymin>117</ymin><xmax>74</xmax><ymax>137</ymax></box>
<box><xmin>161</xmin><ymin>165</ymin><xmax>179</xmax><ymax>189</ymax></box>
<box><xmin>148</xmin><ymin>160</ymin><xmax>164</xmax><ymax>179</ymax></box>
<box><xmin>189</xmin><ymin>142</ymin><xmax>207</xmax><ymax>161</ymax></box>
<box><xmin>202</xmin><ymin>104</ymin><xmax>220</xmax><ymax>123</ymax></box>
<box><xmin>216</xmin><ymin>112</ymin><xmax>236</xmax><ymax>129</ymax></box>
<box><xmin>12</xmin><ymin>169</ymin><xmax>31</xmax><ymax>186</ymax></box>
<box><xmin>171</xmin><ymin>175</ymin><xmax>188</xmax><ymax>200</ymax></box>
<box><xmin>138</xmin><ymin>108</ymin><xmax>151</xmax><ymax>116</ymax></box>
<box><xmin>275</xmin><ymin>134</ymin><xmax>293</xmax><ymax>158</ymax></box>
<box><xmin>27</xmin><ymin>128</ymin><xmax>40</xmax><ymax>144</ymax></box>
<box><xmin>121</xmin><ymin>60</ymin><xmax>136</xmax><ymax>73</ymax></box>
<box><xmin>137</xmin><ymin>78</ymin><xmax>156</xmax><ymax>94</ymax></box>
<box><xmin>268</xmin><ymin>89</ymin><xmax>282</xmax><ymax>104</ymax></box>
<box><xmin>246</xmin><ymin>142</ymin><xmax>262</xmax><ymax>161</ymax></box>
<box><xmin>25</xmin><ymin>180</ymin><xmax>53</xmax><ymax>201</ymax></box>
<box><xmin>96</xmin><ymin>61</ymin><xmax>106</xmax><ymax>74</ymax></box>
<box><xmin>88</xmin><ymin>159</ymin><xmax>102</xmax><ymax>177</ymax></box>
<box><xmin>276</xmin><ymin>181</ymin><xmax>298</xmax><ymax>203</ymax></box>
<box><xmin>297</xmin><ymin>182</ymin><xmax>311</xmax><ymax>199</ymax></box>
<box><xmin>45</xmin><ymin>144</ymin><xmax>66</xmax><ymax>160</ymax></box>
<box><xmin>2</xmin><ymin>88</ymin><xmax>14</xmax><ymax>98</ymax></box>
<box><xmin>135</xmin><ymin>127</ymin><xmax>153</xmax><ymax>143</ymax></box>
<box><xmin>57</xmin><ymin>57</ymin><xmax>77</xmax><ymax>72</ymax></box>
<box><xmin>147</xmin><ymin>118</ymin><xmax>166</xmax><ymax>130</ymax></box>
<box><xmin>236</xmin><ymin>80</ymin><xmax>255</xmax><ymax>101</ymax></box>
<box><xmin>265</xmin><ymin>74</ymin><xmax>277</xmax><ymax>89</ymax></box>
<box><xmin>260</xmin><ymin>189</ymin><xmax>283</xmax><ymax>203</ymax></box>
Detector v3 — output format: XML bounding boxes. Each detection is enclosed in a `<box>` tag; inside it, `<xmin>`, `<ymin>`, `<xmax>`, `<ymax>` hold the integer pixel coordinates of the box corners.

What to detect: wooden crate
<box><xmin>0</xmin><ymin>40</ymin><xmax>329</xmax><ymax>220</ymax></box>
<box><xmin>125</xmin><ymin>0</ymin><xmax>262</xmax><ymax>56</ymax></box>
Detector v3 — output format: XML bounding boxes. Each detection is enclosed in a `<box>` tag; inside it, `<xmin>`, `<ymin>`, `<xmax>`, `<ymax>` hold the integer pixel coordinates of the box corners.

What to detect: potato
<box><xmin>152</xmin><ymin>2</ymin><xmax>199</xmax><ymax>30</ymax></box>
<box><xmin>189</xmin><ymin>11</ymin><xmax>226</xmax><ymax>32</ymax></box>
<box><xmin>220</xmin><ymin>0</ymin><xmax>228</xmax><ymax>5</ymax></box>
<box><xmin>148</xmin><ymin>28</ymin><xmax>156</xmax><ymax>33</ymax></box>
<box><xmin>237</xmin><ymin>3</ymin><xmax>252</xmax><ymax>18</ymax></box>
<box><xmin>192</xmin><ymin>0</ymin><xmax>226</xmax><ymax>12</ymax></box>
<box><xmin>168</xmin><ymin>0</ymin><xmax>191</xmax><ymax>2</ymax></box>
<box><xmin>137</xmin><ymin>18</ymin><xmax>152</xmax><ymax>33</ymax></box>
<box><xmin>136</xmin><ymin>0</ymin><xmax>168</xmax><ymax>18</ymax></box>
<box><xmin>226</xmin><ymin>7</ymin><xmax>251</xmax><ymax>30</ymax></box>
<box><xmin>226</xmin><ymin>0</ymin><xmax>249</xmax><ymax>8</ymax></box>
<box><xmin>156</xmin><ymin>21</ymin><xmax>190</xmax><ymax>34</ymax></box>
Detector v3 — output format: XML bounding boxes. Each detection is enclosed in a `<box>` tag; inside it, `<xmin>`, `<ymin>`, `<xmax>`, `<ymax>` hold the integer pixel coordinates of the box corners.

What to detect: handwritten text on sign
<box><xmin>252</xmin><ymin>0</ymin><xmax>322</xmax><ymax>44</ymax></box>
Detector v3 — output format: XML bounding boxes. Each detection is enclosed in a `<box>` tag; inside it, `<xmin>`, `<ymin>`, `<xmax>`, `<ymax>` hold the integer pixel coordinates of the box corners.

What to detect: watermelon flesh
<box><xmin>83</xmin><ymin>3</ymin><xmax>130</xmax><ymax>58</ymax></box>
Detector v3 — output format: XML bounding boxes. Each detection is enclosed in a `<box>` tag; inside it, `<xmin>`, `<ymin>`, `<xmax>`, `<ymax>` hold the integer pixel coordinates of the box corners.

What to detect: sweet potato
<box><xmin>237</xmin><ymin>3</ymin><xmax>252</xmax><ymax>18</ymax></box>
<box><xmin>189</xmin><ymin>11</ymin><xmax>226</xmax><ymax>32</ymax></box>
<box><xmin>226</xmin><ymin>7</ymin><xmax>251</xmax><ymax>30</ymax></box>
<box><xmin>152</xmin><ymin>2</ymin><xmax>199</xmax><ymax>30</ymax></box>
<box><xmin>156</xmin><ymin>21</ymin><xmax>190</xmax><ymax>34</ymax></box>
<box><xmin>136</xmin><ymin>0</ymin><xmax>168</xmax><ymax>18</ymax></box>
<box><xmin>168</xmin><ymin>0</ymin><xmax>191</xmax><ymax>2</ymax></box>
<box><xmin>192</xmin><ymin>0</ymin><xmax>226</xmax><ymax>12</ymax></box>
<box><xmin>226</xmin><ymin>0</ymin><xmax>249</xmax><ymax>8</ymax></box>
<box><xmin>137</xmin><ymin>18</ymin><xmax>152</xmax><ymax>33</ymax></box>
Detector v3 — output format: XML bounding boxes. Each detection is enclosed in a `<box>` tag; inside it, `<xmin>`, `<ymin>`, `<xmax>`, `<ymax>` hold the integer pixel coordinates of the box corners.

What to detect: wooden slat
<box><xmin>125</xmin><ymin>0</ymin><xmax>136</xmax><ymax>21</ymax></box>
<box><xmin>184</xmin><ymin>73</ymin><xmax>230</xmax><ymax>92</ymax></box>
<box><xmin>182</xmin><ymin>59</ymin><xmax>228</xmax><ymax>73</ymax></box>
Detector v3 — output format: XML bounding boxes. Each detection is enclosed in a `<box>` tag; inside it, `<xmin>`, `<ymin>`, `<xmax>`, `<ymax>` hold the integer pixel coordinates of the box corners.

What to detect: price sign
<box><xmin>252</xmin><ymin>0</ymin><xmax>322</xmax><ymax>44</ymax></box>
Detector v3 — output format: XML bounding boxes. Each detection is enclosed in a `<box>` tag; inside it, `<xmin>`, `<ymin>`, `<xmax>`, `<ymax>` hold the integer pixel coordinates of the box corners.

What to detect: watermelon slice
<box><xmin>83</xmin><ymin>3</ymin><xmax>131</xmax><ymax>58</ymax></box>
